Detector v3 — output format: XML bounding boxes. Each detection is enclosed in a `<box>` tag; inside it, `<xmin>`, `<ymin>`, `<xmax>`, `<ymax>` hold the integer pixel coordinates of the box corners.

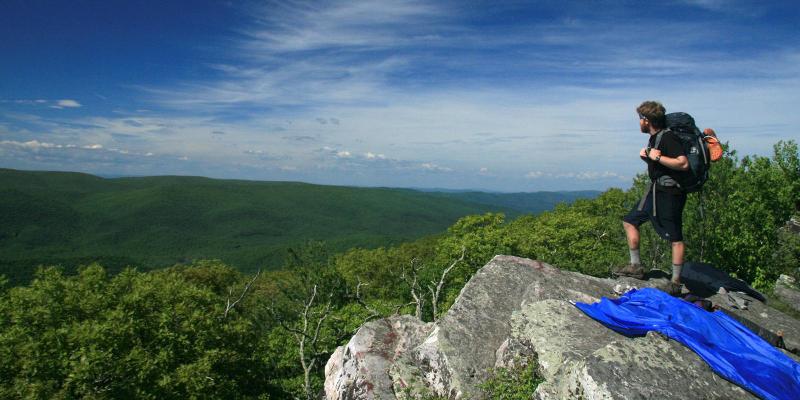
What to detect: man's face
<box><xmin>639</xmin><ymin>116</ymin><xmax>650</xmax><ymax>133</ymax></box>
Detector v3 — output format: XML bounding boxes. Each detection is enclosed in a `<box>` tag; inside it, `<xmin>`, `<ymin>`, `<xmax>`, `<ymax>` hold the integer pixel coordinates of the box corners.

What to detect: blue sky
<box><xmin>1</xmin><ymin>0</ymin><xmax>798</xmax><ymax>192</ymax></box>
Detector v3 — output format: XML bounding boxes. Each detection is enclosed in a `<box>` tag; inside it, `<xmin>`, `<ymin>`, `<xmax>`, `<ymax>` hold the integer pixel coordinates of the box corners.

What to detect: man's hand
<box><xmin>648</xmin><ymin>148</ymin><xmax>662</xmax><ymax>161</ymax></box>
<box><xmin>640</xmin><ymin>148</ymin><xmax>648</xmax><ymax>159</ymax></box>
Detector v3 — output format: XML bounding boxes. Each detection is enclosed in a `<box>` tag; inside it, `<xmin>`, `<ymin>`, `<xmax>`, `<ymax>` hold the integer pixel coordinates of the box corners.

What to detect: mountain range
<box><xmin>0</xmin><ymin>168</ymin><xmax>598</xmax><ymax>284</ymax></box>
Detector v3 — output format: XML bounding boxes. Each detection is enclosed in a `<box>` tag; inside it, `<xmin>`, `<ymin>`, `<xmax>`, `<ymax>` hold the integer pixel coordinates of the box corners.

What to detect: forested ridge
<box><xmin>1</xmin><ymin>141</ymin><xmax>797</xmax><ymax>399</ymax></box>
<box><xmin>0</xmin><ymin>169</ymin><xmax>596</xmax><ymax>286</ymax></box>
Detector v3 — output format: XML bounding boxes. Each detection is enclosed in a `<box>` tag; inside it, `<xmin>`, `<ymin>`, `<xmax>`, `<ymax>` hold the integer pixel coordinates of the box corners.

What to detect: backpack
<box><xmin>654</xmin><ymin>112</ymin><xmax>715</xmax><ymax>193</ymax></box>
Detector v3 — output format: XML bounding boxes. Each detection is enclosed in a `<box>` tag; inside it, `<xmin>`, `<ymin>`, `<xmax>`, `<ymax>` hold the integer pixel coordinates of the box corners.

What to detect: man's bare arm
<box><xmin>648</xmin><ymin>149</ymin><xmax>689</xmax><ymax>171</ymax></box>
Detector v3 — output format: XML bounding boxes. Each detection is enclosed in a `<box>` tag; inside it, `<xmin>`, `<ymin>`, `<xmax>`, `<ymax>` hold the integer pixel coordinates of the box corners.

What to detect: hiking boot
<box><xmin>612</xmin><ymin>263</ymin><xmax>645</xmax><ymax>280</ymax></box>
<box><xmin>665</xmin><ymin>281</ymin><xmax>686</xmax><ymax>297</ymax></box>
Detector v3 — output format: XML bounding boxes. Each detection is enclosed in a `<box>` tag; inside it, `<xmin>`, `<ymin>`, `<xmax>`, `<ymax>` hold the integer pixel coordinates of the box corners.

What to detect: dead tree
<box><xmin>271</xmin><ymin>284</ymin><xmax>333</xmax><ymax>400</ymax></box>
<box><xmin>400</xmin><ymin>258</ymin><xmax>425</xmax><ymax>319</ymax></box>
<box><xmin>354</xmin><ymin>279</ymin><xmax>382</xmax><ymax>325</ymax></box>
<box><xmin>223</xmin><ymin>269</ymin><xmax>260</xmax><ymax>319</ymax></box>
<box><xmin>428</xmin><ymin>246</ymin><xmax>466</xmax><ymax>322</ymax></box>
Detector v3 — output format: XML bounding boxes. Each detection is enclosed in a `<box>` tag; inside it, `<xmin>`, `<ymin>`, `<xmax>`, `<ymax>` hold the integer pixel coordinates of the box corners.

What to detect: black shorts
<box><xmin>623</xmin><ymin>188</ymin><xmax>686</xmax><ymax>242</ymax></box>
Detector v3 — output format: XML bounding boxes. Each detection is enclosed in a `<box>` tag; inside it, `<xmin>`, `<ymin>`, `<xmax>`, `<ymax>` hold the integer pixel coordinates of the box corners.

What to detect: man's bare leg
<box><xmin>623</xmin><ymin>221</ymin><xmax>640</xmax><ymax>264</ymax></box>
<box><xmin>671</xmin><ymin>241</ymin><xmax>685</xmax><ymax>284</ymax></box>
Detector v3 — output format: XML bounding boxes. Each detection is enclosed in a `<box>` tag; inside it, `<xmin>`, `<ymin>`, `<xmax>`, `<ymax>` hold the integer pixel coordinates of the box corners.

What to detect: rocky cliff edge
<box><xmin>324</xmin><ymin>255</ymin><xmax>800</xmax><ymax>399</ymax></box>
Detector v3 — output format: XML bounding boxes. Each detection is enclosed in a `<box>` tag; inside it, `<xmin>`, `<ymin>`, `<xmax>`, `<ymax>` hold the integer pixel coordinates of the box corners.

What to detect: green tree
<box><xmin>508</xmin><ymin>189</ymin><xmax>628</xmax><ymax>277</ymax></box>
<box><xmin>0</xmin><ymin>263</ymin><xmax>270</xmax><ymax>399</ymax></box>
<box><xmin>432</xmin><ymin>213</ymin><xmax>512</xmax><ymax>313</ymax></box>
<box><xmin>684</xmin><ymin>141</ymin><xmax>799</xmax><ymax>288</ymax></box>
<box><xmin>253</xmin><ymin>261</ymin><xmax>352</xmax><ymax>400</ymax></box>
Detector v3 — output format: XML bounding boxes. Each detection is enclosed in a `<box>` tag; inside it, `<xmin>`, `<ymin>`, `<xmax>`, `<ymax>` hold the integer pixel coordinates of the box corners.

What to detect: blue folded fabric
<box><xmin>574</xmin><ymin>288</ymin><xmax>800</xmax><ymax>400</ymax></box>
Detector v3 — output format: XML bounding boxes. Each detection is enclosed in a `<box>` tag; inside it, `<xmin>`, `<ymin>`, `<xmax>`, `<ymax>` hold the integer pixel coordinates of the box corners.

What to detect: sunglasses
<box><xmin>638</xmin><ymin>114</ymin><xmax>648</xmax><ymax>121</ymax></box>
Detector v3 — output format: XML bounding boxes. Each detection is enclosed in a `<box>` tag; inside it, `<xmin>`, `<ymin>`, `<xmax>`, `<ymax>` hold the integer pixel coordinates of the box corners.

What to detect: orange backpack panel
<box><xmin>704</xmin><ymin>128</ymin><xmax>723</xmax><ymax>162</ymax></box>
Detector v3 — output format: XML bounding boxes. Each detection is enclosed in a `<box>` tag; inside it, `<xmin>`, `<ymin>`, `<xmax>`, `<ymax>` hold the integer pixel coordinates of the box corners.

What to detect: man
<box><xmin>614</xmin><ymin>101</ymin><xmax>689</xmax><ymax>296</ymax></box>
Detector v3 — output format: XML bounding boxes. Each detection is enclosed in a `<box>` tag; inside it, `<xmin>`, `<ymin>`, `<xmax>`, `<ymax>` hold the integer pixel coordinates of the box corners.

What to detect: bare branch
<box><xmin>311</xmin><ymin>298</ymin><xmax>333</xmax><ymax>352</ymax></box>
<box><xmin>400</xmin><ymin>258</ymin><xmax>425</xmax><ymax>319</ymax></box>
<box><xmin>267</xmin><ymin>299</ymin><xmax>306</xmax><ymax>337</ymax></box>
<box><xmin>354</xmin><ymin>280</ymin><xmax>382</xmax><ymax>325</ymax></box>
<box><xmin>429</xmin><ymin>246</ymin><xmax>466</xmax><ymax>322</ymax></box>
<box><xmin>224</xmin><ymin>269</ymin><xmax>261</xmax><ymax>318</ymax></box>
<box><xmin>428</xmin><ymin>285</ymin><xmax>438</xmax><ymax>320</ymax></box>
<box><xmin>270</xmin><ymin>284</ymin><xmax>335</xmax><ymax>400</ymax></box>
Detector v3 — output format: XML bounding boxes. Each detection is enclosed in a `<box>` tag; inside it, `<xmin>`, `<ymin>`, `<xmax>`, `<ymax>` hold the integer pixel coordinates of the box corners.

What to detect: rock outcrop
<box><xmin>325</xmin><ymin>255</ymin><xmax>800</xmax><ymax>399</ymax></box>
<box><xmin>773</xmin><ymin>216</ymin><xmax>800</xmax><ymax>313</ymax></box>
<box><xmin>775</xmin><ymin>274</ymin><xmax>800</xmax><ymax>314</ymax></box>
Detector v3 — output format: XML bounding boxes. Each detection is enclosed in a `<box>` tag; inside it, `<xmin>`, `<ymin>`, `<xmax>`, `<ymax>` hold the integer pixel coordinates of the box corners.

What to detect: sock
<box><xmin>629</xmin><ymin>248</ymin><xmax>640</xmax><ymax>265</ymax></box>
<box><xmin>672</xmin><ymin>263</ymin><xmax>683</xmax><ymax>283</ymax></box>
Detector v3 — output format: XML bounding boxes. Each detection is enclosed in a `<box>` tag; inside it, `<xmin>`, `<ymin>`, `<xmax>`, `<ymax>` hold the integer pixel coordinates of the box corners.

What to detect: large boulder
<box><xmin>325</xmin><ymin>255</ymin><xmax>800</xmax><ymax>399</ymax></box>
<box><xmin>324</xmin><ymin>315</ymin><xmax>434</xmax><ymax>399</ymax></box>
<box><xmin>774</xmin><ymin>274</ymin><xmax>800</xmax><ymax>315</ymax></box>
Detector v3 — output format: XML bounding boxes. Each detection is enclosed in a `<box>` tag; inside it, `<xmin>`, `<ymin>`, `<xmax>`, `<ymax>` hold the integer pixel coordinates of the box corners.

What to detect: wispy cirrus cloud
<box><xmin>2</xmin><ymin>99</ymin><xmax>82</xmax><ymax>109</ymax></box>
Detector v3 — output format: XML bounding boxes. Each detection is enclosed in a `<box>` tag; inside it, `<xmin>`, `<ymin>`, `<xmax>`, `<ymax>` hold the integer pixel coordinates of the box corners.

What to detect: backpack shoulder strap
<box><xmin>653</xmin><ymin>129</ymin><xmax>668</xmax><ymax>150</ymax></box>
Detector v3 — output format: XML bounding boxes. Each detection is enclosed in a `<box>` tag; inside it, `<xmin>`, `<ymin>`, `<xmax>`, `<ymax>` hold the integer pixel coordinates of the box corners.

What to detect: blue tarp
<box><xmin>574</xmin><ymin>288</ymin><xmax>800</xmax><ymax>400</ymax></box>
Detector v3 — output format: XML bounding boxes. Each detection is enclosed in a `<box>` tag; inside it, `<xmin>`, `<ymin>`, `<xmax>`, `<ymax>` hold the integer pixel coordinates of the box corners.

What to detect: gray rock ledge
<box><xmin>325</xmin><ymin>255</ymin><xmax>800</xmax><ymax>399</ymax></box>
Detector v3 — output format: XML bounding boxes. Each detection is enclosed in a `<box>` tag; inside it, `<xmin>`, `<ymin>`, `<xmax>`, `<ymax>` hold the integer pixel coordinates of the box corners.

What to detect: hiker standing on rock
<box><xmin>614</xmin><ymin>101</ymin><xmax>689</xmax><ymax>295</ymax></box>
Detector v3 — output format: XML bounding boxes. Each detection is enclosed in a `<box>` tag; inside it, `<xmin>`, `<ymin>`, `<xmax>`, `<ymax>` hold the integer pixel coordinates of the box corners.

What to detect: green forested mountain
<box><xmin>0</xmin><ymin>168</ymin><xmax>595</xmax><ymax>284</ymax></box>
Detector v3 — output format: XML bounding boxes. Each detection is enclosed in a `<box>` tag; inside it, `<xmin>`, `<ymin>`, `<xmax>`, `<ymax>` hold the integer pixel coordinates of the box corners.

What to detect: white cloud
<box><xmin>678</xmin><ymin>0</ymin><xmax>742</xmax><ymax>12</ymax></box>
<box><xmin>525</xmin><ymin>171</ymin><xmax>546</xmax><ymax>179</ymax></box>
<box><xmin>336</xmin><ymin>151</ymin><xmax>352</xmax><ymax>158</ymax></box>
<box><xmin>56</xmin><ymin>99</ymin><xmax>82</xmax><ymax>108</ymax></box>
<box><xmin>240</xmin><ymin>1</ymin><xmax>444</xmax><ymax>53</ymax></box>
<box><xmin>0</xmin><ymin>139</ymin><xmax>151</xmax><ymax>158</ymax></box>
<box><xmin>565</xmin><ymin>171</ymin><xmax>627</xmax><ymax>180</ymax></box>
<box><xmin>525</xmin><ymin>170</ymin><xmax>628</xmax><ymax>181</ymax></box>
<box><xmin>1</xmin><ymin>140</ymin><xmax>63</xmax><ymax>150</ymax></box>
<box><xmin>5</xmin><ymin>99</ymin><xmax>80</xmax><ymax>109</ymax></box>
<box><xmin>478</xmin><ymin>167</ymin><xmax>496</xmax><ymax>177</ymax></box>
<box><xmin>4</xmin><ymin>99</ymin><xmax>48</xmax><ymax>105</ymax></box>
<box><xmin>0</xmin><ymin>140</ymin><xmax>89</xmax><ymax>151</ymax></box>
<box><xmin>420</xmin><ymin>162</ymin><xmax>452</xmax><ymax>172</ymax></box>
